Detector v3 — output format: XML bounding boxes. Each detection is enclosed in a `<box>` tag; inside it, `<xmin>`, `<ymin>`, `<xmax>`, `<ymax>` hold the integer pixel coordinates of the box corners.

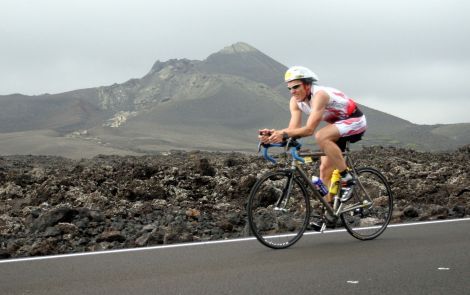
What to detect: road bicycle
<box><xmin>247</xmin><ymin>138</ymin><xmax>393</xmax><ymax>249</ymax></box>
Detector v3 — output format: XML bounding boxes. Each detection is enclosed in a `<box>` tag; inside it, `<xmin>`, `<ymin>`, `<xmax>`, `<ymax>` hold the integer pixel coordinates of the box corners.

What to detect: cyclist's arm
<box><xmin>265</xmin><ymin>98</ymin><xmax>300</xmax><ymax>142</ymax></box>
<box><xmin>263</xmin><ymin>98</ymin><xmax>301</xmax><ymax>143</ymax></box>
<box><xmin>303</xmin><ymin>90</ymin><xmax>329</xmax><ymax>133</ymax></box>
<box><xmin>280</xmin><ymin>91</ymin><xmax>329</xmax><ymax>138</ymax></box>
<box><xmin>287</xmin><ymin>97</ymin><xmax>303</xmax><ymax>129</ymax></box>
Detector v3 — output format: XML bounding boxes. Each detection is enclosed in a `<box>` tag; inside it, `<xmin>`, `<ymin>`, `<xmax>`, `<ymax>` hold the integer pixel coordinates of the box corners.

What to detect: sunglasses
<box><xmin>287</xmin><ymin>84</ymin><xmax>302</xmax><ymax>91</ymax></box>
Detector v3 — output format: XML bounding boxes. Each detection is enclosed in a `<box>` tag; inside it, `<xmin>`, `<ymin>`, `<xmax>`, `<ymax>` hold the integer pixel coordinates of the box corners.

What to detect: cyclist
<box><xmin>259</xmin><ymin>66</ymin><xmax>367</xmax><ymax>203</ymax></box>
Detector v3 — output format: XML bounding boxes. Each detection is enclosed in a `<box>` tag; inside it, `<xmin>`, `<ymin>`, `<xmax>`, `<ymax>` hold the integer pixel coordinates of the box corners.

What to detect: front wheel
<box><xmin>247</xmin><ymin>170</ymin><xmax>310</xmax><ymax>249</ymax></box>
<box><xmin>340</xmin><ymin>167</ymin><xmax>393</xmax><ymax>240</ymax></box>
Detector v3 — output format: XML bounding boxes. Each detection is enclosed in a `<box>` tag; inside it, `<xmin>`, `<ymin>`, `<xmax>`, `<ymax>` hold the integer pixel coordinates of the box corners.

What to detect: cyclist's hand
<box><xmin>258</xmin><ymin>129</ymin><xmax>274</xmax><ymax>143</ymax></box>
<box><xmin>268</xmin><ymin>130</ymin><xmax>285</xmax><ymax>143</ymax></box>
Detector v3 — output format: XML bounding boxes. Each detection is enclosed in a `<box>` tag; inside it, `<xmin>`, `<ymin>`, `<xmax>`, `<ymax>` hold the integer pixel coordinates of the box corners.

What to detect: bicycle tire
<box><xmin>340</xmin><ymin>167</ymin><xmax>393</xmax><ymax>240</ymax></box>
<box><xmin>247</xmin><ymin>170</ymin><xmax>310</xmax><ymax>249</ymax></box>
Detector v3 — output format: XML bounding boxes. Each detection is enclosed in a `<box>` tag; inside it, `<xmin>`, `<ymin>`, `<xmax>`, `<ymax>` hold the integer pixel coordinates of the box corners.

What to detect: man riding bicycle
<box><xmin>259</xmin><ymin>66</ymin><xmax>367</xmax><ymax>203</ymax></box>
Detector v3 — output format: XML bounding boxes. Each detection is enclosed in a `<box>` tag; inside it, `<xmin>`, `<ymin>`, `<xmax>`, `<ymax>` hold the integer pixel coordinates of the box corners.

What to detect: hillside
<box><xmin>0</xmin><ymin>42</ymin><xmax>468</xmax><ymax>158</ymax></box>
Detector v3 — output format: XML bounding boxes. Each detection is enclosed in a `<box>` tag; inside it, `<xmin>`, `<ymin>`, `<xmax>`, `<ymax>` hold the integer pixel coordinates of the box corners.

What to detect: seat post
<box><xmin>345</xmin><ymin>141</ymin><xmax>350</xmax><ymax>152</ymax></box>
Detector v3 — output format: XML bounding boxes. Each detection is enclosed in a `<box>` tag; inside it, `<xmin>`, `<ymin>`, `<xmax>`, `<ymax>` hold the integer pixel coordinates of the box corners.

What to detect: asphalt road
<box><xmin>1</xmin><ymin>219</ymin><xmax>469</xmax><ymax>295</ymax></box>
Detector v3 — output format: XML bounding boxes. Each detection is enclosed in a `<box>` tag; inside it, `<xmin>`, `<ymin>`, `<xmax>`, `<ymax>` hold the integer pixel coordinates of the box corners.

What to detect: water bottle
<box><xmin>312</xmin><ymin>176</ymin><xmax>328</xmax><ymax>196</ymax></box>
<box><xmin>329</xmin><ymin>169</ymin><xmax>341</xmax><ymax>195</ymax></box>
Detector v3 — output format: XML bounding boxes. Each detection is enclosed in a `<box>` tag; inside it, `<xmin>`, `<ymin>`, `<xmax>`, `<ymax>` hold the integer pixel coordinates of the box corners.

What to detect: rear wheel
<box><xmin>247</xmin><ymin>170</ymin><xmax>310</xmax><ymax>249</ymax></box>
<box><xmin>340</xmin><ymin>167</ymin><xmax>393</xmax><ymax>240</ymax></box>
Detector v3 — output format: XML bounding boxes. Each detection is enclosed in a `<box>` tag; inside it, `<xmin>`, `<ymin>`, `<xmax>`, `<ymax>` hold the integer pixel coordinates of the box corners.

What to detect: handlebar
<box><xmin>259</xmin><ymin>139</ymin><xmax>305</xmax><ymax>164</ymax></box>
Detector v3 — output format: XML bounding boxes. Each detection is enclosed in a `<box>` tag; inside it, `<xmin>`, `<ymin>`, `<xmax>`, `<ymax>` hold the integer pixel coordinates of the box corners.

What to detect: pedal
<box><xmin>354</xmin><ymin>208</ymin><xmax>364</xmax><ymax>216</ymax></box>
<box><xmin>309</xmin><ymin>221</ymin><xmax>323</xmax><ymax>232</ymax></box>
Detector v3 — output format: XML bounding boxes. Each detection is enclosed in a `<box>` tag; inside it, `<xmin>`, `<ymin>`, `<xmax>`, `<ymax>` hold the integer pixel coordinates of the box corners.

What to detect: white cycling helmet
<box><xmin>284</xmin><ymin>66</ymin><xmax>319</xmax><ymax>84</ymax></box>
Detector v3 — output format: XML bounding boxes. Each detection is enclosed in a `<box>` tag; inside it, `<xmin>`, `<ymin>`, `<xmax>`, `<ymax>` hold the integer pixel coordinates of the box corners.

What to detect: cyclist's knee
<box><xmin>315</xmin><ymin>131</ymin><xmax>327</xmax><ymax>148</ymax></box>
<box><xmin>315</xmin><ymin>130</ymin><xmax>337</xmax><ymax>148</ymax></box>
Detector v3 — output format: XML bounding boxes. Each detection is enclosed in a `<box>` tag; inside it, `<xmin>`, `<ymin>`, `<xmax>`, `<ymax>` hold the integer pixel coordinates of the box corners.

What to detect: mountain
<box><xmin>0</xmin><ymin>42</ymin><xmax>468</xmax><ymax>158</ymax></box>
<box><xmin>199</xmin><ymin>43</ymin><xmax>287</xmax><ymax>87</ymax></box>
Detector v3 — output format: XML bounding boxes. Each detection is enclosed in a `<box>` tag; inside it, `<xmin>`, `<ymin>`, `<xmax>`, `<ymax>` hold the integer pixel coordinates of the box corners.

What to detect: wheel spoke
<box><xmin>247</xmin><ymin>171</ymin><xmax>310</xmax><ymax>249</ymax></box>
<box><xmin>340</xmin><ymin>168</ymin><xmax>393</xmax><ymax>240</ymax></box>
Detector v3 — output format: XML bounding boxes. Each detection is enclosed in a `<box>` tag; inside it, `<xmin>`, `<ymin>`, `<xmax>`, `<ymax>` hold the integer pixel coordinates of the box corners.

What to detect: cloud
<box><xmin>0</xmin><ymin>0</ymin><xmax>469</xmax><ymax>124</ymax></box>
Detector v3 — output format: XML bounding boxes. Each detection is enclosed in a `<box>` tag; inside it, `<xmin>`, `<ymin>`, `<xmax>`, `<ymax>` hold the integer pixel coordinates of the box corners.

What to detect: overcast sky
<box><xmin>1</xmin><ymin>0</ymin><xmax>469</xmax><ymax>124</ymax></box>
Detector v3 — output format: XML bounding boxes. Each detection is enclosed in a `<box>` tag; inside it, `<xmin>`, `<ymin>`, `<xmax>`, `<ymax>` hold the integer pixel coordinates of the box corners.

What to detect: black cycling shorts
<box><xmin>336</xmin><ymin>132</ymin><xmax>365</xmax><ymax>152</ymax></box>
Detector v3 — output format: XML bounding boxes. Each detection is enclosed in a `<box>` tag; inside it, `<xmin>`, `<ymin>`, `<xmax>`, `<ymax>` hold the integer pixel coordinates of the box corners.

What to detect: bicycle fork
<box><xmin>274</xmin><ymin>172</ymin><xmax>294</xmax><ymax>212</ymax></box>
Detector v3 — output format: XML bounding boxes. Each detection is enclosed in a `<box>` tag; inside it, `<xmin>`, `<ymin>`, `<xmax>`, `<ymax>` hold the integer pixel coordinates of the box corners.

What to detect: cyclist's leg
<box><xmin>316</xmin><ymin>125</ymin><xmax>345</xmax><ymax>204</ymax></box>
<box><xmin>319</xmin><ymin>156</ymin><xmax>335</xmax><ymax>203</ymax></box>
<box><xmin>322</xmin><ymin>116</ymin><xmax>367</xmax><ymax>171</ymax></box>
<box><xmin>334</xmin><ymin>117</ymin><xmax>367</xmax><ymax>202</ymax></box>
<box><xmin>319</xmin><ymin>156</ymin><xmax>334</xmax><ymax>186</ymax></box>
<box><xmin>315</xmin><ymin>124</ymin><xmax>347</xmax><ymax>172</ymax></box>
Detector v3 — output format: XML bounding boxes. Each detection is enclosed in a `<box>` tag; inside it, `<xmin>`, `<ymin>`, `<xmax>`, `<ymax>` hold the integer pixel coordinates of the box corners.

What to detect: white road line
<box><xmin>1</xmin><ymin>217</ymin><xmax>469</xmax><ymax>264</ymax></box>
<box><xmin>387</xmin><ymin>217</ymin><xmax>470</xmax><ymax>228</ymax></box>
<box><xmin>347</xmin><ymin>280</ymin><xmax>359</xmax><ymax>284</ymax></box>
<box><xmin>0</xmin><ymin>237</ymin><xmax>258</xmax><ymax>264</ymax></box>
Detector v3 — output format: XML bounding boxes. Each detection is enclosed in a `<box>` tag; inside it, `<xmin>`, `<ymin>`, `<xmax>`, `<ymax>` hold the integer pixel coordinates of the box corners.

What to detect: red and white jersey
<box><xmin>296</xmin><ymin>85</ymin><xmax>367</xmax><ymax>137</ymax></box>
<box><xmin>296</xmin><ymin>85</ymin><xmax>357</xmax><ymax>124</ymax></box>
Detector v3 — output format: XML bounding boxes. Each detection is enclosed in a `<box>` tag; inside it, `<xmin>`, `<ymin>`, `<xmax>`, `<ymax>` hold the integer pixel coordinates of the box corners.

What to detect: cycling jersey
<box><xmin>296</xmin><ymin>85</ymin><xmax>367</xmax><ymax>137</ymax></box>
